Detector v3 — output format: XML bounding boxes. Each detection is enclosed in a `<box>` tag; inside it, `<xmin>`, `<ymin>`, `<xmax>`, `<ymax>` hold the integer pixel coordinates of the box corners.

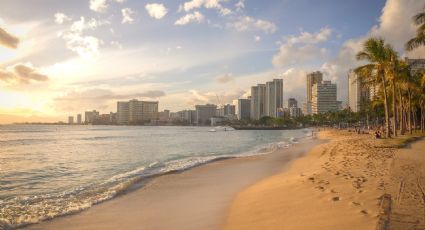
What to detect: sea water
<box><xmin>0</xmin><ymin>125</ymin><xmax>311</xmax><ymax>228</ymax></box>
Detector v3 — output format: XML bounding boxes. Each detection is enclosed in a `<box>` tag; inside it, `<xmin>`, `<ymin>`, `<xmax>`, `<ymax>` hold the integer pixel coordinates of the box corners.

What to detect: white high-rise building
<box><xmin>265</xmin><ymin>79</ymin><xmax>283</xmax><ymax>118</ymax></box>
<box><xmin>311</xmin><ymin>81</ymin><xmax>337</xmax><ymax>114</ymax></box>
<box><xmin>348</xmin><ymin>70</ymin><xmax>370</xmax><ymax>112</ymax></box>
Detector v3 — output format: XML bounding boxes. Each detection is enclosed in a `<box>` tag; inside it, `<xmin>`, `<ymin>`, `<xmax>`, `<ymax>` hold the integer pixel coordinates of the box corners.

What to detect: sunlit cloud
<box><xmin>121</xmin><ymin>8</ymin><xmax>135</xmax><ymax>24</ymax></box>
<box><xmin>54</xmin><ymin>13</ymin><xmax>72</xmax><ymax>24</ymax></box>
<box><xmin>0</xmin><ymin>62</ymin><xmax>48</xmax><ymax>86</ymax></box>
<box><xmin>0</xmin><ymin>27</ymin><xmax>19</xmax><ymax>49</ymax></box>
<box><xmin>145</xmin><ymin>3</ymin><xmax>168</xmax><ymax>20</ymax></box>
<box><xmin>175</xmin><ymin>11</ymin><xmax>204</xmax><ymax>25</ymax></box>
<box><xmin>89</xmin><ymin>0</ymin><xmax>108</xmax><ymax>12</ymax></box>
<box><xmin>272</xmin><ymin>27</ymin><xmax>332</xmax><ymax>68</ymax></box>
<box><xmin>179</xmin><ymin>0</ymin><xmax>232</xmax><ymax>16</ymax></box>
<box><xmin>58</xmin><ymin>17</ymin><xmax>109</xmax><ymax>59</ymax></box>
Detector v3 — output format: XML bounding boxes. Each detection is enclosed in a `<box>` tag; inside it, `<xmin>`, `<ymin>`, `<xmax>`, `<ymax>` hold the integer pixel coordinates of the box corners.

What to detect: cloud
<box><xmin>175</xmin><ymin>11</ymin><xmax>204</xmax><ymax>25</ymax></box>
<box><xmin>59</xmin><ymin>17</ymin><xmax>108</xmax><ymax>59</ymax></box>
<box><xmin>121</xmin><ymin>8</ymin><xmax>135</xmax><ymax>24</ymax></box>
<box><xmin>229</xmin><ymin>16</ymin><xmax>277</xmax><ymax>34</ymax></box>
<box><xmin>0</xmin><ymin>27</ymin><xmax>19</xmax><ymax>49</ymax></box>
<box><xmin>54</xmin><ymin>13</ymin><xmax>72</xmax><ymax>24</ymax></box>
<box><xmin>0</xmin><ymin>63</ymin><xmax>48</xmax><ymax>85</ymax></box>
<box><xmin>53</xmin><ymin>88</ymin><xmax>165</xmax><ymax>112</ymax></box>
<box><xmin>320</xmin><ymin>0</ymin><xmax>424</xmax><ymax>102</ymax></box>
<box><xmin>89</xmin><ymin>0</ymin><xmax>108</xmax><ymax>12</ymax></box>
<box><xmin>89</xmin><ymin>0</ymin><xmax>125</xmax><ymax>13</ymax></box>
<box><xmin>216</xmin><ymin>73</ymin><xmax>233</xmax><ymax>84</ymax></box>
<box><xmin>254</xmin><ymin>35</ymin><xmax>261</xmax><ymax>42</ymax></box>
<box><xmin>286</xmin><ymin>27</ymin><xmax>332</xmax><ymax>45</ymax></box>
<box><xmin>145</xmin><ymin>3</ymin><xmax>168</xmax><ymax>19</ymax></box>
<box><xmin>179</xmin><ymin>0</ymin><xmax>232</xmax><ymax>16</ymax></box>
<box><xmin>235</xmin><ymin>0</ymin><xmax>245</xmax><ymax>11</ymax></box>
<box><xmin>272</xmin><ymin>27</ymin><xmax>332</xmax><ymax>68</ymax></box>
<box><xmin>186</xmin><ymin>89</ymin><xmax>245</xmax><ymax>106</ymax></box>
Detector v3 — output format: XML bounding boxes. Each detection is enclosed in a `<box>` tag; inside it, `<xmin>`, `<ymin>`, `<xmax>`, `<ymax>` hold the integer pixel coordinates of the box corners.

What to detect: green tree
<box><xmin>355</xmin><ymin>38</ymin><xmax>392</xmax><ymax>138</ymax></box>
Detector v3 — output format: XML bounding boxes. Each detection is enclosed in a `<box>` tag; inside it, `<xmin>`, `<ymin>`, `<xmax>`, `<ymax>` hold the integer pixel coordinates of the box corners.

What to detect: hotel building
<box><xmin>311</xmin><ymin>80</ymin><xmax>337</xmax><ymax>114</ymax></box>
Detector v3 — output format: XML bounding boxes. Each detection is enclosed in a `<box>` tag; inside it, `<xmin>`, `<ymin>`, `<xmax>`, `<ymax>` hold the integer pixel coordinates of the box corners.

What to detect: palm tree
<box><xmin>406</xmin><ymin>6</ymin><xmax>425</xmax><ymax>51</ymax></box>
<box><xmin>355</xmin><ymin>38</ymin><xmax>392</xmax><ymax>138</ymax></box>
<box><xmin>385</xmin><ymin>46</ymin><xmax>400</xmax><ymax>136</ymax></box>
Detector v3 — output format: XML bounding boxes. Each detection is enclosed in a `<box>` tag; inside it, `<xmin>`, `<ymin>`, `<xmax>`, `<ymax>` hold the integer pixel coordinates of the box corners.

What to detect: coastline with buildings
<box><xmin>2</xmin><ymin>1</ymin><xmax>425</xmax><ymax>230</ymax></box>
<box><xmin>59</xmin><ymin>72</ymin><xmax>343</xmax><ymax>129</ymax></box>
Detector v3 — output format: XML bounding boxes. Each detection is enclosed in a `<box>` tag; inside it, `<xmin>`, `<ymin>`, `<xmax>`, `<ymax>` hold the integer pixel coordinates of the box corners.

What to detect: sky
<box><xmin>0</xmin><ymin>0</ymin><xmax>424</xmax><ymax>123</ymax></box>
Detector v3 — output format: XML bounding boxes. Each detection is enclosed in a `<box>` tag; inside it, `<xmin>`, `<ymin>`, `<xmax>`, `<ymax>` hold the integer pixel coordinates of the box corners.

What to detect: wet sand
<box><xmin>25</xmin><ymin>137</ymin><xmax>321</xmax><ymax>230</ymax></box>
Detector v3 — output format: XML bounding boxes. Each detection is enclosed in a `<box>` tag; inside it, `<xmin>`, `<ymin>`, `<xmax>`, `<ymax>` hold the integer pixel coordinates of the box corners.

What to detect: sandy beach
<box><xmin>20</xmin><ymin>129</ymin><xmax>425</xmax><ymax>230</ymax></box>
<box><xmin>24</xmin><ymin>136</ymin><xmax>321</xmax><ymax>230</ymax></box>
<box><xmin>224</xmin><ymin>129</ymin><xmax>425</xmax><ymax>230</ymax></box>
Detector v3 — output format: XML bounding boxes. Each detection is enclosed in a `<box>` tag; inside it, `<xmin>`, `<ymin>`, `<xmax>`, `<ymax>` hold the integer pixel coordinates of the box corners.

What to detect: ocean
<box><xmin>0</xmin><ymin>125</ymin><xmax>311</xmax><ymax>228</ymax></box>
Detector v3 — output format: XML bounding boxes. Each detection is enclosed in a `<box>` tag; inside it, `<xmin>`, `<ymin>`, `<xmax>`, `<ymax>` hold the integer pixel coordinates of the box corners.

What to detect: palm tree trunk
<box><xmin>413</xmin><ymin>108</ymin><xmax>417</xmax><ymax>133</ymax></box>
<box><xmin>408</xmin><ymin>90</ymin><xmax>412</xmax><ymax>134</ymax></box>
<box><xmin>381</xmin><ymin>72</ymin><xmax>391</xmax><ymax>138</ymax></box>
<box><xmin>421</xmin><ymin>103</ymin><xmax>424</xmax><ymax>133</ymax></box>
<box><xmin>392</xmin><ymin>79</ymin><xmax>397</xmax><ymax>136</ymax></box>
<box><xmin>398</xmin><ymin>86</ymin><xmax>405</xmax><ymax>134</ymax></box>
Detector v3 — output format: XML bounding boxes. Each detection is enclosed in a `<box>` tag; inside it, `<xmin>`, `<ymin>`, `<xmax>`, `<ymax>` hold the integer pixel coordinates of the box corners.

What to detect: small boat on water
<box><xmin>208</xmin><ymin>126</ymin><xmax>235</xmax><ymax>132</ymax></box>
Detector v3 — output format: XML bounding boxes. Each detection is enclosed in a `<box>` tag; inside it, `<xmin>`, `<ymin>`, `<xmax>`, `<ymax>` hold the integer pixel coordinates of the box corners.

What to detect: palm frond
<box><xmin>413</xmin><ymin>12</ymin><xmax>425</xmax><ymax>25</ymax></box>
<box><xmin>405</xmin><ymin>35</ymin><xmax>425</xmax><ymax>51</ymax></box>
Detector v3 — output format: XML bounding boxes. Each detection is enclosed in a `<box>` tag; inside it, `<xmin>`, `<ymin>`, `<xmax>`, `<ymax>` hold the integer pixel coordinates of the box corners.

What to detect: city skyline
<box><xmin>0</xmin><ymin>0</ymin><xmax>424</xmax><ymax>124</ymax></box>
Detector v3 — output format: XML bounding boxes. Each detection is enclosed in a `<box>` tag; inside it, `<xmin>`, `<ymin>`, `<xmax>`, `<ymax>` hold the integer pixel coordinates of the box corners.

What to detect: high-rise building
<box><xmin>85</xmin><ymin>110</ymin><xmax>99</xmax><ymax>124</ymax></box>
<box><xmin>170</xmin><ymin>110</ymin><xmax>195</xmax><ymax>124</ymax></box>
<box><xmin>117</xmin><ymin>99</ymin><xmax>158</xmax><ymax>125</ymax></box>
<box><xmin>265</xmin><ymin>79</ymin><xmax>283</xmax><ymax>117</ymax></box>
<box><xmin>405</xmin><ymin>57</ymin><xmax>425</xmax><ymax>75</ymax></box>
<box><xmin>288</xmin><ymin>98</ymin><xmax>298</xmax><ymax>108</ymax></box>
<box><xmin>302</xmin><ymin>102</ymin><xmax>312</xmax><ymax>116</ymax></box>
<box><xmin>250</xmin><ymin>84</ymin><xmax>266</xmax><ymax>120</ymax></box>
<box><xmin>195</xmin><ymin>104</ymin><xmax>217</xmax><ymax>125</ymax></box>
<box><xmin>68</xmin><ymin>116</ymin><xmax>74</xmax><ymax>124</ymax></box>
<box><xmin>311</xmin><ymin>81</ymin><xmax>337</xmax><ymax>114</ymax></box>
<box><xmin>289</xmin><ymin>107</ymin><xmax>302</xmax><ymax>118</ymax></box>
<box><xmin>238</xmin><ymin>98</ymin><xmax>251</xmax><ymax>120</ymax></box>
<box><xmin>223</xmin><ymin>104</ymin><xmax>236</xmax><ymax>116</ymax></box>
<box><xmin>76</xmin><ymin>114</ymin><xmax>82</xmax><ymax>124</ymax></box>
<box><xmin>307</xmin><ymin>71</ymin><xmax>323</xmax><ymax>102</ymax></box>
<box><xmin>306</xmin><ymin>71</ymin><xmax>323</xmax><ymax>115</ymax></box>
<box><xmin>348</xmin><ymin>70</ymin><xmax>370</xmax><ymax>112</ymax></box>
<box><xmin>250</xmin><ymin>86</ymin><xmax>259</xmax><ymax>120</ymax></box>
<box><xmin>117</xmin><ymin>101</ymin><xmax>129</xmax><ymax>124</ymax></box>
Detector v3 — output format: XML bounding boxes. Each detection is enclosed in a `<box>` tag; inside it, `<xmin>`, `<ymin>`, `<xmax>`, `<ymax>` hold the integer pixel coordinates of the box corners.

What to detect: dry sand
<box><xmin>25</xmin><ymin>137</ymin><xmax>321</xmax><ymax>230</ymax></box>
<box><xmin>224</xmin><ymin>130</ymin><xmax>425</xmax><ymax>230</ymax></box>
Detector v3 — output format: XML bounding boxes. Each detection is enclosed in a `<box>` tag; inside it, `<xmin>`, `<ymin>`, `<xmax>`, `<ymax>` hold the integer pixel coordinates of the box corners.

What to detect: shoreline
<box><xmin>224</xmin><ymin>129</ymin><xmax>425</xmax><ymax>230</ymax></box>
<box><xmin>24</xmin><ymin>133</ymin><xmax>321</xmax><ymax>230</ymax></box>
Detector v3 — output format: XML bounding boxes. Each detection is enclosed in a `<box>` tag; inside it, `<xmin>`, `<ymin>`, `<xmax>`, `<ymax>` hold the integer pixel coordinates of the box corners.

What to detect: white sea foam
<box><xmin>0</xmin><ymin>126</ymin><xmax>312</xmax><ymax>228</ymax></box>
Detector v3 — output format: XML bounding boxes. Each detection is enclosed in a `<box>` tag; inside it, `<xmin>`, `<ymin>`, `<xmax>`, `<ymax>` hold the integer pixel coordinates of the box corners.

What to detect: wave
<box><xmin>0</xmin><ymin>129</ymin><xmax>313</xmax><ymax>229</ymax></box>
